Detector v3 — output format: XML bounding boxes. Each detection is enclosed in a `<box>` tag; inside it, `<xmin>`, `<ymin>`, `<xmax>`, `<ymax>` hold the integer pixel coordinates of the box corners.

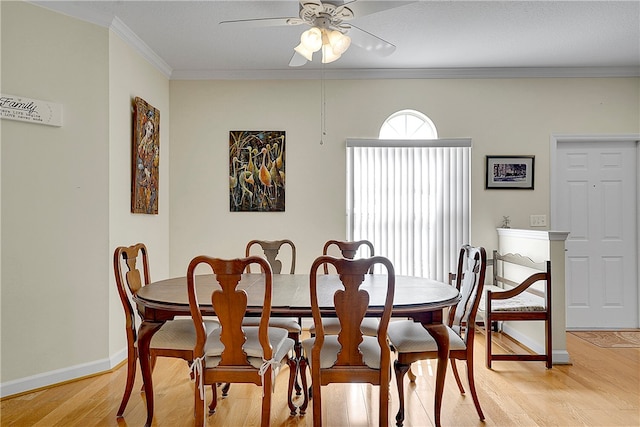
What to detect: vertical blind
<box><xmin>346</xmin><ymin>138</ymin><xmax>471</xmax><ymax>282</ymax></box>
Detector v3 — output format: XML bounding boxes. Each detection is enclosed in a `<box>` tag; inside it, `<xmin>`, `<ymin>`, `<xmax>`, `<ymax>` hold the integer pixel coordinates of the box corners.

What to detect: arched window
<box><xmin>379</xmin><ymin>109</ymin><xmax>438</xmax><ymax>139</ymax></box>
<box><xmin>347</xmin><ymin>110</ymin><xmax>470</xmax><ymax>281</ymax></box>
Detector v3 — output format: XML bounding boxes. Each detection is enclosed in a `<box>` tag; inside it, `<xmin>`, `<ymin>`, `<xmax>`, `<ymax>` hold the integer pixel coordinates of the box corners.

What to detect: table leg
<box><xmin>425</xmin><ymin>324</ymin><xmax>449</xmax><ymax>427</ymax></box>
<box><xmin>138</xmin><ymin>320</ymin><xmax>163</xmax><ymax>427</ymax></box>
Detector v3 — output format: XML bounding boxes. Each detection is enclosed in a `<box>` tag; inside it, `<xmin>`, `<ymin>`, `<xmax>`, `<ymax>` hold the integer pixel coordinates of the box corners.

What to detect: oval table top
<box><xmin>135</xmin><ymin>273</ymin><xmax>460</xmax><ymax>319</ymax></box>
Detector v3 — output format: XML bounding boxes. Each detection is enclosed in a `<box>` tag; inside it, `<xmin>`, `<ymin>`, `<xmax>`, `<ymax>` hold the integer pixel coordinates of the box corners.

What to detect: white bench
<box><xmin>482</xmin><ymin>251</ymin><xmax>552</xmax><ymax>369</ymax></box>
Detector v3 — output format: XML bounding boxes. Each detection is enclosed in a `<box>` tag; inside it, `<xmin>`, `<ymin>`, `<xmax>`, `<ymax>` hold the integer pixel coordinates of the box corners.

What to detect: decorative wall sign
<box><xmin>486</xmin><ymin>155</ymin><xmax>535</xmax><ymax>189</ymax></box>
<box><xmin>132</xmin><ymin>97</ymin><xmax>160</xmax><ymax>214</ymax></box>
<box><xmin>229</xmin><ymin>130</ymin><xmax>285</xmax><ymax>212</ymax></box>
<box><xmin>0</xmin><ymin>93</ymin><xmax>62</xmax><ymax>127</ymax></box>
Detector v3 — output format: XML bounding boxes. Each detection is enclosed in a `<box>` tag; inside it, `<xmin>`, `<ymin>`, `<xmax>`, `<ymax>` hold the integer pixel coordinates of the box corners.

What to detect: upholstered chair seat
<box><xmin>204</xmin><ymin>326</ymin><xmax>294</xmax><ymax>370</ymax></box>
<box><xmin>387</xmin><ymin>321</ymin><xmax>466</xmax><ymax>353</ymax></box>
<box><xmin>302</xmin><ymin>334</ymin><xmax>383</xmax><ymax>370</ymax></box>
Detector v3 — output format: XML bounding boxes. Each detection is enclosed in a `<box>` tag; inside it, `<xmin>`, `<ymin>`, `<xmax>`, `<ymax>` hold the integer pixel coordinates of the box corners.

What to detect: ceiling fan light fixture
<box><xmin>328</xmin><ymin>30</ymin><xmax>351</xmax><ymax>55</ymax></box>
<box><xmin>294</xmin><ymin>42</ymin><xmax>315</xmax><ymax>61</ymax></box>
<box><xmin>321</xmin><ymin>43</ymin><xmax>341</xmax><ymax>63</ymax></box>
<box><xmin>300</xmin><ymin>27</ymin><xmax>323</xmax><ymax>52</ymax></box>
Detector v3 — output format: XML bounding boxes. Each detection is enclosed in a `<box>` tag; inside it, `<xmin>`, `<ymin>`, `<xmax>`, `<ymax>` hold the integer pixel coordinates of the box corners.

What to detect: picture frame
<box><xmin>131</xmin><ymin>97</ymin><xmax>160</xmax><ymax>214</ymax></box>
<box><xmin>229</xmin><ymin>130</ymin><xmax>285</xmax><ymax>212</ymax></box>
<box><xmin>485</xmin><ymin>155</ymin><xmax>534</xmax><ymax>189</ymax></box>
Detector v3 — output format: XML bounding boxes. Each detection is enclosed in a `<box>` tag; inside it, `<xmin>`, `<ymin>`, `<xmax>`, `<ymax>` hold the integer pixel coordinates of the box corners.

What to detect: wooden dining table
<box><xmin>133</xmin><ymin>273</ymin><xmax>460</xmax><ymax>427</ymax></box>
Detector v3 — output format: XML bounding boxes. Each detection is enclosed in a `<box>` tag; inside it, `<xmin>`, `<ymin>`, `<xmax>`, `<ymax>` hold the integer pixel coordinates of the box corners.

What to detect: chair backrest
<box><xmin>448</xmin><ymin>245</ymin><xmax>487</xmax><ymax>344</ymax></box>
<box><xmin>245</xmin><ymin>239</ymin><xmax>296</xmax><ymax>274</ymax></box>
<box><xmin>322</xmin><ymin>239</ymin><xmax>375</xmax><ymax>274</ymax></box>
<box><xmin>187</xmin><ymin>255</ymin><xmax>274</xmax><ymax>365</ymax></box>
<box><xmin>309</xmin><ymin>255</ymin><xmax>395</xmax><ymax>367</ymax></box>
<box><xmin>113</xmin><ymin>243</ymin><xmax>150</xmax><ymax>344</ymax></box>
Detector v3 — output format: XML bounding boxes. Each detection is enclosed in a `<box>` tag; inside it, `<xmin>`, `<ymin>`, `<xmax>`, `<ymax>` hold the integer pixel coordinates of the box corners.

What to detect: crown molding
<box><xmin>110</xmin><ymin>18</ymin><xmax>172</xmax><ymax>79</ymax></box>
<box><xmin>30</xmin><ymin>1</ymin><xmax>172</xmax><ymax>79</ymax></box>
<box><xmin>170</xmin><ymin>66</ymin><xmax>640</xmax><ymax>80</ymax></box>
<box><xmin>28</xmin><ymin>2</ymin><xmax>640</xmax><ymax>82</ymax></box>
<box><xmin>30</xmin><ymin>0</ymin><xmax>114</xmax><ymax>27</ymax></box>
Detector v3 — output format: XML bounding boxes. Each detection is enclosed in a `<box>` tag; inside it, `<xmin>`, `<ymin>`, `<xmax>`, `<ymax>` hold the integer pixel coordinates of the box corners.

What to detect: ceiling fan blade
<box><xmin>347</xmin><ymin>24</ymin><xmax>396</xmax><ymax>57</ymax></box>
<box><xmin>219</xmin><ymin>17</ymin><xmax>301</xmax><ymax>28</ymax></box>
<box><xmin>340</xmin><ymin>0</ymin><xmax>417</xmax><ymax>19</ymax></box>
<box><xmin>301</xmin><ymin>0</ymin><xmax>323</xmax><ymax>7</ymax></box>
<box><xmin>289</xmin><ymin>51</ymin><xmax>308</xmax><ymax>67</ymax></box>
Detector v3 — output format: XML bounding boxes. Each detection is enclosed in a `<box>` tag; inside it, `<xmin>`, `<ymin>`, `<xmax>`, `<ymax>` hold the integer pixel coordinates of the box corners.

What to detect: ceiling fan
<box><xmin>220</xmin><ymin>0</ymin><xmax>416</xmax><ymax>66</ymax></box>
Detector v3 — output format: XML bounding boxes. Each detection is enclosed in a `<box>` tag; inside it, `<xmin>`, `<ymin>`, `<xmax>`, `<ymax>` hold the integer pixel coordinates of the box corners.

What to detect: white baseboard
<box><xmin>552</xmin><ymin>350</ymin><xmax>572</xmax><ymax>365</ymax></box>
<box><xmin>0</xmin><ymin>348</ymin><xmax>127</xmax><ymax>399</ymax></box>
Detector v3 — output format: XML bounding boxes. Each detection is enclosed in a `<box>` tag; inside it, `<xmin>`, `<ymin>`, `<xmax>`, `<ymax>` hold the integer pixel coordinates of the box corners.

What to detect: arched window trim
<box><xmin>379</xmin><ymin>109</ymin><xmax>438</xmax><ymax>140</ymax></box>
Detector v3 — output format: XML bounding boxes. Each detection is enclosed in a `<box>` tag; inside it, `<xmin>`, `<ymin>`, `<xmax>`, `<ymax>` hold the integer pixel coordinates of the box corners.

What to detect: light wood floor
<box><xmin>2</xmin><ymin>330</ymin><xmax>639</xmax><ymax>426</ymax></box>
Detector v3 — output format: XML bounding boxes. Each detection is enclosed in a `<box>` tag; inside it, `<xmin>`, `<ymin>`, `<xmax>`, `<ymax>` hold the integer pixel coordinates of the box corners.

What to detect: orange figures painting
<box><xmin>229</xmin><ymin>131</ymin><xmax>285</xmax><ymax>212</ymax></box>
<box><xmin>132</xmin><ymin>97</ymin><xmax>160</xmax><ymax>214</ymax></box>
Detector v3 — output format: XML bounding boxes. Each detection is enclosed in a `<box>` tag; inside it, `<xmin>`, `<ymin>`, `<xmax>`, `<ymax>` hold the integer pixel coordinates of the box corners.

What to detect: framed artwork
<box><xmin>229</xmin><ymin>130</ymin><xmax>285</xmax><ymax>212</ymax></box>
<box><xmin>132</xmin><ymin>97</ymin><xmax>160</xmax><ymax>214</ymax></box>
<box><xmin>486</xmin><ymin>155</ymin><xmax>535</xmax><ymax>189</ymax></box>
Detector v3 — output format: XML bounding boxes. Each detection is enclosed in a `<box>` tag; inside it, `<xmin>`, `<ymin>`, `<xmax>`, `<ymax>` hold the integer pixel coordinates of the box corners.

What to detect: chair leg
<box><xmin>293</xmin><ymin>339</ymin><xmax>303</xmax><ymax>395</ymax></box>
<box><xmin>208</xmin><ymin>384</ymin><xmax>218</xmax><ymax>414</ymax></box>
<box><xmin>140</xmin><ymin>353</ymin><xmax>158</xmax><ymax>392</ymax></box>
<box><xmin>261</xmin><ymin>371</ymin><xmax>273</xmax><ymax>427</ymax></box>
<box><xmin>193</xmin><ymin>374</ymin><xmax>205</xmax><ymax>427</ymax></box>
<box><xmin>485</xmin><ymin>318</ymin><xmax>493</xmax><ymax>369</ymax></box>
<box><xmin>466</xmin><ymin>358</ymin><xmax>485</xmax><ymax>420</ymax></box>
<box><xmin>221</xmin><ymin>382</ymin><xmax>230</xmax><ymax>397</ymax></box>
<box><xmin>380</xmin><ymin>372</ymin><xmax>390</xmax><ymax>427</ymax></box>
<box><xmin>287</xmin><ymin>356</ymin><xmax>298</xmax><ymax>416</ymax></box>
<box><xmin>117</xmin><ymin>347</ymin><xmax>137</xmax><ymax>417</ymax></box>
<box><xmin>545</xmin><ymin>319</ymin><xmax>553</xmax><ymax>369</ymax></box>
<box><xmin>311</xmin><ymin>371</ymin><xmax>323</xmax><ymax>427</ymax></box>
<box><xmin>450</xmin><ymin>358</ymin><xmax>465</xmax><ymax>394</ymax></box>
<box><xmin>407</xmin><ymin>365</ymin><xmax>417</xmax><ymax>382</ymax></box>
<box><xmin>298</xmin><ymin>356</ymin><xmax>309</xmax><ymax>415</ymax></box>
<box><xmin>394</xmin><ymin>359</ymin><xmax>411</xmax><ymax>427</ymax></box>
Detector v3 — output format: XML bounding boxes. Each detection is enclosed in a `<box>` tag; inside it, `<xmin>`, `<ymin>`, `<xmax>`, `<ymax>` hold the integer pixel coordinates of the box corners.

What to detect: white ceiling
<box><xmin>31</xmin><ymin>0</ymin><xmax>640</xmax><ymax>79</ymax></box>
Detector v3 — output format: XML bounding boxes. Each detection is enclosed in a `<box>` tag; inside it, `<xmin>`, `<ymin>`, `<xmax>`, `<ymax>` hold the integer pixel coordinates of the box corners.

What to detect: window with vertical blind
<box><xmin>346</xmin><ymin>111</ymin><xmax>471</xmax><ymax>282</ymax></box>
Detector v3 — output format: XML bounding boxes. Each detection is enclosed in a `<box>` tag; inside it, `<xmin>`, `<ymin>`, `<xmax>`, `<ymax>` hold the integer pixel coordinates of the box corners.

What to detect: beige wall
<box><xmin>2</xmin><ymin>1</ymin><xmax>110</xmax><ymax>384</ymax></box>
<box><xmin>107</xmin><ymin>32</ymin><xmax>170</xmax><ymax>359</ymax></box>
<box><xmin>1</xmin><ymin>1</ymin><xmax>169</xmax><ymax>394</ymax></box>
<box><xmin>168</xmin><ymin>78</ymin><xmax>640</xmax><ymax>276</ymax></box>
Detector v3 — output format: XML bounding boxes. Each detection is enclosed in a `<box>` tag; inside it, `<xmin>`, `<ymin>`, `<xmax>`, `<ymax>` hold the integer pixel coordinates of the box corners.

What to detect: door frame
<box><xmin>550</xmin><ymin>133</ymin><xmax>640</xmax><ymax>329</ymax></box>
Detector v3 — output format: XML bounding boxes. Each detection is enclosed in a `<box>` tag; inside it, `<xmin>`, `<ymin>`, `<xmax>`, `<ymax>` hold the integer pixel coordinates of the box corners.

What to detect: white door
<box><xmin>556</xmin><ymin>139</ymin><xmax>638</xmax><ymax>329</ymax></box>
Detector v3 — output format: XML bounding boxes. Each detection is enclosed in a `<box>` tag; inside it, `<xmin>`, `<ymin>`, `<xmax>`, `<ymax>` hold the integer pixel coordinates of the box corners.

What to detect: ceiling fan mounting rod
<box><xmin>314</xmin><ymin>14</ymin><xmax>335</xmax><ymax>30</ymax></box>
<box><xmin>299</xmin><ymin>1</ymin><xmax>354</xmax><ymax>31</ymax></box>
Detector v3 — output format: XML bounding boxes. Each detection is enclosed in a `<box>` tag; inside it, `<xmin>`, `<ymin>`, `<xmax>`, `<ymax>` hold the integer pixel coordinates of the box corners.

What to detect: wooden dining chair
<box><xmin>302</xmin><ymin>255</ymin><xmax>395</xmax><ymax>427</ymax></box>
<box><xmin>187</xmin><ymin>255</ymin><xmax>297</xmax><ymax>427</ymax></box>
<box><xmin>113</xmin><ymin>243</ymin><xmax>219</xmax><ymax>417</ymax></box>
<box><xmin>321</xmin><ymin>239</ymin><xmax>375</xmax><ymax>274</ymax></box>
<box><xmin>245</xmin><ymin>239</ymin><xmax>296</xmax><ymax>274</ymax></box>
<box><xmin>242</xmin><ymin>239</ymin><xmax>304</xmax><ymax>409</ymax></box>
<box><xmin>387</xmin><ymin>245</ymin><xmax>487</xmax><ymax>426</ymax></box>
<box><xmin>309</xmin><ymin>239</ymin><xmax>379</xmax><ymax>337</ymax></box>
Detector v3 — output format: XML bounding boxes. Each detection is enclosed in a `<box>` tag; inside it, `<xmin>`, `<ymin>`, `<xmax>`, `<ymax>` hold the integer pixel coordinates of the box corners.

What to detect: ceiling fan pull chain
<box><xmin>320</xmin><ymin>64</ymin><xmax>326</xmax><ymax>145</ymax></box>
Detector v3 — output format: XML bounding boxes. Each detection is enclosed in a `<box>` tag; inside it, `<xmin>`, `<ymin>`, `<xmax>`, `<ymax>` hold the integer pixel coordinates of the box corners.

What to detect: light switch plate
<box><xmin>530</xmin><ymin>214</ymin><xmax>547</xmax><ymax>227</ymax></box>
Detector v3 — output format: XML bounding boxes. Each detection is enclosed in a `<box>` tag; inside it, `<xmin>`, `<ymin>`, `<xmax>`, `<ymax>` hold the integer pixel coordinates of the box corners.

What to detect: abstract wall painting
<box><xmin>132</xmin><ymin>97</ymin><xmax>160</xmax><ymax>214</ymax></box>
<box><xmin>229</xmin><ymin>130</ymin><xmax>285</xmax><ymax>212</ymax></box>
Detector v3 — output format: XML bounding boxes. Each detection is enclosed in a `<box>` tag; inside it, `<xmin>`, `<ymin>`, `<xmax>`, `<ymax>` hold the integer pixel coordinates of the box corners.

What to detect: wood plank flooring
<box><xmin>2</xmin><ymin>330</ymin><xmax>639</xmax><ymax>426</ymax></box>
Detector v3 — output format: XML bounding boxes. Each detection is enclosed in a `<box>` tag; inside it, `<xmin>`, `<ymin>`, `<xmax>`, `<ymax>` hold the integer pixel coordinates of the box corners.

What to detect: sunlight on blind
<box><xmin>347</xmin><ymin>139</ymin><xmax>471</xmax><ymax>282</ymax></box>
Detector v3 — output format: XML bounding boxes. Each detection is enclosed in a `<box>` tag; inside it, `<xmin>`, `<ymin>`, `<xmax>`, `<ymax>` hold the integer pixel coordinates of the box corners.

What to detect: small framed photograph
<box><xmin>485</xmin><ymin>155</ymin><xmax>535</xmax><ymax>189</ymax></box>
